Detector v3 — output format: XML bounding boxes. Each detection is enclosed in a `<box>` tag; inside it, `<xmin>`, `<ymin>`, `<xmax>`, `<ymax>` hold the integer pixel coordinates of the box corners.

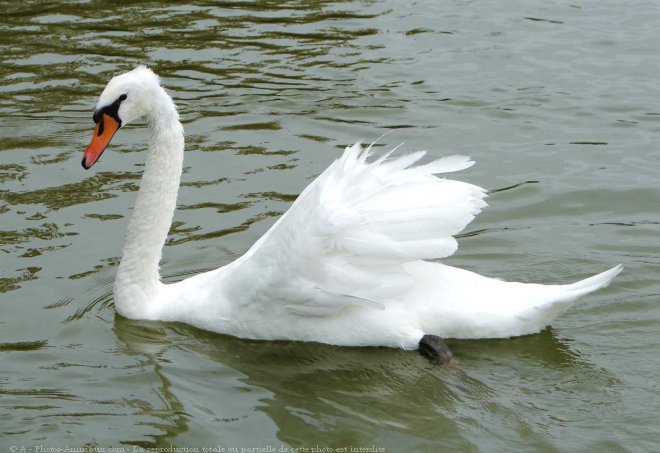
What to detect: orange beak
<box><xmin>82</xmin><ymin>114</ymin><xmax>121</xmax><ymax>169</ymax></box>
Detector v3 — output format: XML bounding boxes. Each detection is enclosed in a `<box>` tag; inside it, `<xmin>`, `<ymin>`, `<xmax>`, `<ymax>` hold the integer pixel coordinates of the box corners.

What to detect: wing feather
<box><xmin>227</xmin><ymin>142</ymin><xmax>487</xmax><ymax>317</ymax></box>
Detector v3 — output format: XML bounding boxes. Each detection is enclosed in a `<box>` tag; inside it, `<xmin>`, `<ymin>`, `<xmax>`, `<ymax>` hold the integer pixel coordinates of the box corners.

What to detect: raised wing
<box><xmin>226</xmin><ymin>142</ymin><xmax>488</xmax><ymax>317</ymax></box>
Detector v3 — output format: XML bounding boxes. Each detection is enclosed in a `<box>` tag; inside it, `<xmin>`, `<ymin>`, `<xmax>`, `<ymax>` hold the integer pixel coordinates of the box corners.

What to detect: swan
<box><xmin>81</xmin><ymin>66</ymin><xmax>622</xmax><ymax>362</ymax></box>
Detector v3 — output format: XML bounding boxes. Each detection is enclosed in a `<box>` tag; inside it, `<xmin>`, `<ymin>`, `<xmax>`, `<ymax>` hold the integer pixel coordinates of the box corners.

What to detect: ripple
<box><xmin>65</xmin><ymin>291</ymin><xmax>113</xmax><ymax>323</ymax></box>
<box><xmin>0</xmin><ymin>171</ymin><xmax>139</xmax><ymax>210</ymax></box>
<box><xmin>0</xmin><ymin>340</ymin><xmax>48</xmax><ymax>352</ymax></box>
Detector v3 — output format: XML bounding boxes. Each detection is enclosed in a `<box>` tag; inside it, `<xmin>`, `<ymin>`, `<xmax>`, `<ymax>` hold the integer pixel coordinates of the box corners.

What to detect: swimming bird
<box><xmin>81</xmin><ymin>66</ymin><xmax>622</xmax><ymax>362</ymax></box>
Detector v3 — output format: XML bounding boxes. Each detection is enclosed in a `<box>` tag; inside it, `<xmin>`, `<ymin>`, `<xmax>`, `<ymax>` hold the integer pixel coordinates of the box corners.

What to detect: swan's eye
<box><xmin>92</xmin><ymin>95</ymin><xmax>127</xmax><ymax>124</ymax></box>
<box><xmin>92</xmin><ymin>95</ymin><xmax>125</xmax><ymax>128</ymax></box>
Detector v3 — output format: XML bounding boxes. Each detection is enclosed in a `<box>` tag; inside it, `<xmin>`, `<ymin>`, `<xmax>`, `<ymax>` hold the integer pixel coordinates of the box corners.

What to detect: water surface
<box><xmin>1</xmin><ymin>1</ymin><xmax>659</xmax><ymax>451</ymax></box>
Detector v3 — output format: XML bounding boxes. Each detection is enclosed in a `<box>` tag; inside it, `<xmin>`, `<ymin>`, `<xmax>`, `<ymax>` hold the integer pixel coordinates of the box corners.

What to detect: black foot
<box><xmin>419</xmin><ymin>334</ymin><xmax>452</xmax><ymax>364</ymax></box>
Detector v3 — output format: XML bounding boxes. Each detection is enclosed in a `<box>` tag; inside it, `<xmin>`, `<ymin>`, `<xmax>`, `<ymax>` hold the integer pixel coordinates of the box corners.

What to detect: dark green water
<box><xmin>1</xmin><ymin>1</ymin><xmax>658</xmax><ymax>451</ymax></box>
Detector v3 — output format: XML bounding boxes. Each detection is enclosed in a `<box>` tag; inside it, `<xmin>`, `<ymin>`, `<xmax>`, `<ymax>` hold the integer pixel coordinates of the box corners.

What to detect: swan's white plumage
<box><xmin>87</xmin><ymin>67</ymin><xmax>622</xmax><ymax>351</ymax></box>
<box><xmin>227</xmin><ymin>144</ymin><xmax>488</xmax><ymax>316</ymax></box>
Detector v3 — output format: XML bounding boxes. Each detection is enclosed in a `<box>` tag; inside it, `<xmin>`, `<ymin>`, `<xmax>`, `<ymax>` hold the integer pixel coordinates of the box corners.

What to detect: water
<box><xmin>1</xmin><ymin>0</ymin><xmax>659</xmax><ymax>450</ymax></box>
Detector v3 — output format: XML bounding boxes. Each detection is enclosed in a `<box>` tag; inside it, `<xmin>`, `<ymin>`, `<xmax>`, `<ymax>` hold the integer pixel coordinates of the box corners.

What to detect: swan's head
<box><xmin>82</xmin><ymin>66</ymin><xmax>161</xmax><ymax>169</ymax></box>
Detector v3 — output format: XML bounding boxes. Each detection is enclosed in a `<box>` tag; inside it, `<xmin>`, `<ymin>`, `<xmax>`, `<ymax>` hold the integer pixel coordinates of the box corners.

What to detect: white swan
<box><xmin>82</xmin><ymin>66</ymin><xmax>621</xmax><ymax>360</ymax></box>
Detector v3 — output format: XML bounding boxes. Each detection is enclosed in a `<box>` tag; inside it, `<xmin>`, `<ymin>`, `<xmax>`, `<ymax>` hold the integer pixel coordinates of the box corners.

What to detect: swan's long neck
<box><xmin>114</xmin><ymin>87</ymin><xmax>184</xmax><ymax>319</ymax></box>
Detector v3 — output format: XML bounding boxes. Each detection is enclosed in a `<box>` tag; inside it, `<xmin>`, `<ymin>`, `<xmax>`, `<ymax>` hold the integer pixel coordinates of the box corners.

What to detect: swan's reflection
<box><xmin>114</xmin><ymin>316</ymin><xmax>622</xmax><ymax>450</ymax></box>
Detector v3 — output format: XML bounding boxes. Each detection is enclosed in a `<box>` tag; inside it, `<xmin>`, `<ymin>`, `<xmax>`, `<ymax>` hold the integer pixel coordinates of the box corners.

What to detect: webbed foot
<box><xmin>419</xmin><ymin>334</ymin><xmax>452</xmax><ymax>364</ymax></box>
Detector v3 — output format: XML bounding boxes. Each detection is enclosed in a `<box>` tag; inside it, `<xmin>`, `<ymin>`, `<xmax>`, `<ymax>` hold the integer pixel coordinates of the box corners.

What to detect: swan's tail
<box><xmin>537</xmin><ymin>264</ymin><xmax>623</xmax><ymax>309</ymax></box>
<box><xmin>413</xmin><ymin>262</ymin><xmax>623</xmax><ymax>339</ymax></box>
<box><xmin>566</xmin><ymin>263</ymin><xmax>624</xmax><ymax>293</ymax></box>
<box><xmin>516</xmin><ymin>264</ymin><xmax>624</xmax><ymax>334</ymax></box>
